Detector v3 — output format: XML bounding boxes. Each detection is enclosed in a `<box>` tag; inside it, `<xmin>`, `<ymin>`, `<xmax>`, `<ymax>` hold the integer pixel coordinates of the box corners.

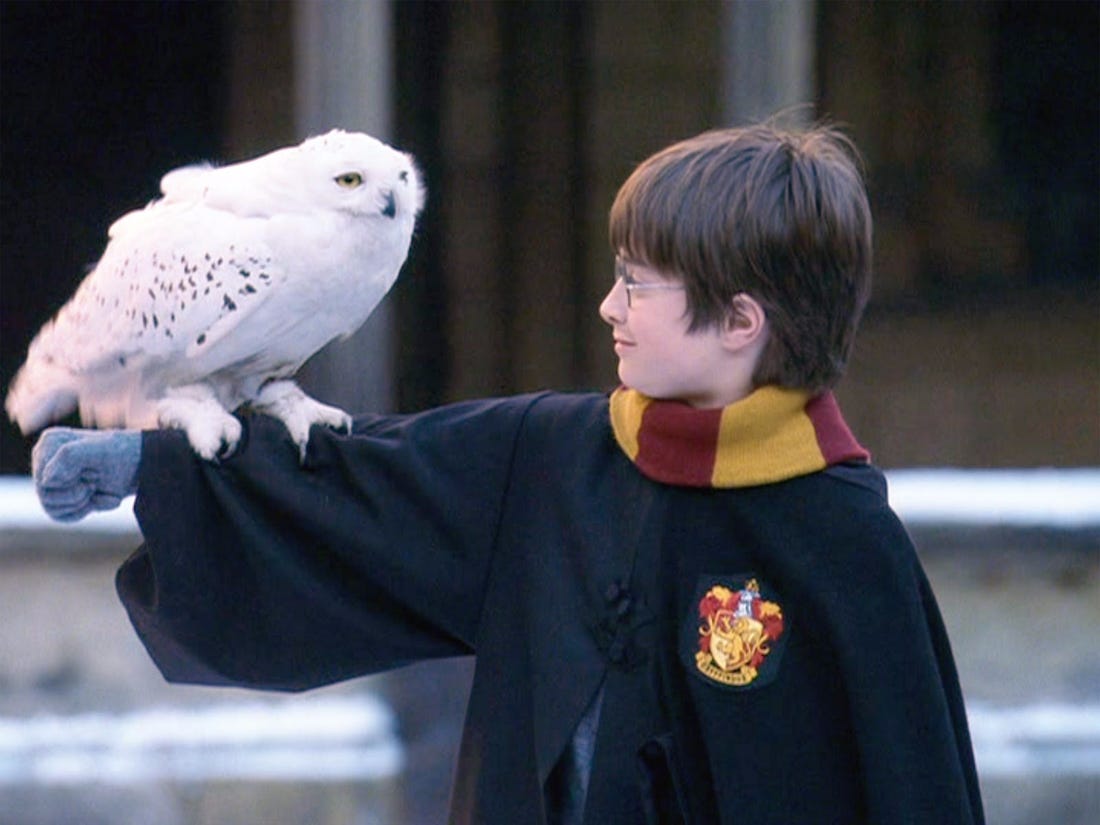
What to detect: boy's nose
<box><xmin>599</xmin><ymin>279</ymin><xmax>627</xmax><ymax>325</ymax></box>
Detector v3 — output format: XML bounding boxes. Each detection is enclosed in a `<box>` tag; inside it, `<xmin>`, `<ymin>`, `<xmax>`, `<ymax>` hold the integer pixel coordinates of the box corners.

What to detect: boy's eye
<box><xmin>615</xmin><ymin>257</ymin><xmax>639</xmax><ymax>285</ymax></box>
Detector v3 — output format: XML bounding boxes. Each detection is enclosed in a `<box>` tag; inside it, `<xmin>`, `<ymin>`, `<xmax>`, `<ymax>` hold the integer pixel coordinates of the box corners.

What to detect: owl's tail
<box><xmin>4</xmin><ymin>359</ymin><xmax>79</xmax><ymax>435</ymax></box>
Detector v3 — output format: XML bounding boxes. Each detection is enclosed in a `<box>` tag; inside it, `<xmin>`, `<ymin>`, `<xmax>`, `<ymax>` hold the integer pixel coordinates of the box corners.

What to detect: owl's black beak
<box><xmin>381</xmin><ymin>190</ymin><xmax>396</xmax><ymax>219</ymax></box>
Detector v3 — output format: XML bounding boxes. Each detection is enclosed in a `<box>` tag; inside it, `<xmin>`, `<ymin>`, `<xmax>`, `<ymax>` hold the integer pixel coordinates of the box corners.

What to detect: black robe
<box><xmin>117</xmin><ymin>391</ymin><xmax>984</xmax><ymax>824</ymax></box>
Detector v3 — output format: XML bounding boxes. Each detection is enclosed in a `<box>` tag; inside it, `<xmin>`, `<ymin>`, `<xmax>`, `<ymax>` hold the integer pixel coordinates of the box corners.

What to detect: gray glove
<box><xmin>31</xmin><ymin>428</ymin><xmax>142</xmax><ymax>522</ymax></box>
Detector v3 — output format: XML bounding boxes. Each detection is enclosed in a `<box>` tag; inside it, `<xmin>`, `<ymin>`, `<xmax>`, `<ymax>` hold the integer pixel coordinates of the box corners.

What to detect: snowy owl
<box><xmin>6</xmin><ymin>130</ymin><xmax>424</xmax><ymax>460</ymax></box>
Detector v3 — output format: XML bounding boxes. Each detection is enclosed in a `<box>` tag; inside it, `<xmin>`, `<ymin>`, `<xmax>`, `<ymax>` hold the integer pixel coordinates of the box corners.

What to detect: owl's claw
<box><xmin>156</xmin><ymin>384</ymin><xmax>242</xmax><ymax>460</ymax></box>
<box><xmin>253</xmin><ymin>379</ymin><xmax>351</xmax><ymax>462</ymax></box>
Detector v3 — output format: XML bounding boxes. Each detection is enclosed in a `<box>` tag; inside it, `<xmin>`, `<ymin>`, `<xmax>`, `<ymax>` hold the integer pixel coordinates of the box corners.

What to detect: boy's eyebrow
<box><xmin>615</xmin><ymin>256</ymin><xmax>654</xmax><ymax>285</ymax></box>
<box><xmin>615</xmin><ymin>254</ymin><xmax>659</xmax><ymax>282</ymax></box>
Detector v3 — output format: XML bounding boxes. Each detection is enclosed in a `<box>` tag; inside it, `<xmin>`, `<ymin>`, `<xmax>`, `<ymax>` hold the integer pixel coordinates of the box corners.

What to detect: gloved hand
<box><xmin>31</xmin><ymin>428</ymin><xmax>142</xmax><ymax>522</ymax></box>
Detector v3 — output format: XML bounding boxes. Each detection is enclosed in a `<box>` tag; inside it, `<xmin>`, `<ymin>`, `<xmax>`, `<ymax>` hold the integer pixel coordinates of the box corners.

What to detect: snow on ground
<box><xmin>4</xmin><ymin>469</ymin><xmax>1098</xmax><ymax>535</ymax></box>
<box><xmin>0</xmin><ymin>695</ymin><xmax>403</xmax><ymax>785</ymax></box>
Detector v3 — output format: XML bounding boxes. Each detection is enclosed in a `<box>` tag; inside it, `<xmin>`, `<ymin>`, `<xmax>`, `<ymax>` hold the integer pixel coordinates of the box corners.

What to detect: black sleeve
<box><xmin>117</xmin><ymin>395</ymin><xmax>540</xmax><ymax>692</ymax></box>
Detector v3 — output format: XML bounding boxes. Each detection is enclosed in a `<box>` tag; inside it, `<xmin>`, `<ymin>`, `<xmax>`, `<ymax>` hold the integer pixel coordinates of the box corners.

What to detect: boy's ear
<box><xmin>722</xmin><ymin>293</ymin><xmax>768</xmax><ymax>351</ymax></box>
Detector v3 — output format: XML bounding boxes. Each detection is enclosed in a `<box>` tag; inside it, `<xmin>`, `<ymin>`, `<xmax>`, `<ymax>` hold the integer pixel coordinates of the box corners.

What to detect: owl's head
<box><xmin>297</xmin><ymin>130</ymin><xmax>425</xmax><ymax>224</ymax></box>
<box><xmin>155</xmin><ymin>131</ymin><xmax>425</xmax><ymax>231</ymax></box>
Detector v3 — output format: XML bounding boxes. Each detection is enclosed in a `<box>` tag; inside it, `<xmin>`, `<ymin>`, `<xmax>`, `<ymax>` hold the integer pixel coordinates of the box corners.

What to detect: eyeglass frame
<box><xmin>613</xmin><ymin>256</ymin><xmax>685</xmax><ymax>308</ymax></box>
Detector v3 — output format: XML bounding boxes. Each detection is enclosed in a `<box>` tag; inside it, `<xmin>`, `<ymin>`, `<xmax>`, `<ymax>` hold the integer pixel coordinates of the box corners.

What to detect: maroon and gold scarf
<box><xmin>609</xmin><ymin>386</ymin><xmax>869</xmax><ymax>488</ymax></box>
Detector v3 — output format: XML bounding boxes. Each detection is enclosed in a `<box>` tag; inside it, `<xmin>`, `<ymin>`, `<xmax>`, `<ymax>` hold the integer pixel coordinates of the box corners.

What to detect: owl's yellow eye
<box><xmin>335</xmin><ymin>172</ymin><xmax>363</xmax><ymax>188</ymax></box>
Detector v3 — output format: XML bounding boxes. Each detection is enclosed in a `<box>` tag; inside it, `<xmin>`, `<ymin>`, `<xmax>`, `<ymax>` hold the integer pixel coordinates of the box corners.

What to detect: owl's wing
<box><xmin>31</xmin><ymin>201</ymin><xmax>284</xmax><ymax>381</ymax></box>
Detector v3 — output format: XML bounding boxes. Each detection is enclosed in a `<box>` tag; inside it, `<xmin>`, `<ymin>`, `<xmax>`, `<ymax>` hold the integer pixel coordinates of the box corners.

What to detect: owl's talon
<box><xmin>156</xmin><ymin>384</ymin><xmax>241</xmax><ymax>461</ymax></box>
<box><xmin>253</xmin><ymin>379</ymin><xmax>352</xmax><ymax>463</ymax></box>
<box><xmin>215</xmin><ymin>437</ymin><xmax>237</xmax><ymax>461</ymax></box>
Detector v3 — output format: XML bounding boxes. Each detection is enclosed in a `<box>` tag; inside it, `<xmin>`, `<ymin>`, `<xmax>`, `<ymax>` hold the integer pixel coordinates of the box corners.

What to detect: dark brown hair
<box><xmin>609</xmin><ymin>121</ymin><xmax>873</xmax><ymax>392</ymax></box>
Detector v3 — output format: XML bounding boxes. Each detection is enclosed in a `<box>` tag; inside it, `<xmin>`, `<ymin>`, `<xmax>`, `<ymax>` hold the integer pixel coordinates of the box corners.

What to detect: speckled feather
<box><xmin>7</xmin><ymin>130</ymin><xmax>423</xmax><ymax>457</ymax></box>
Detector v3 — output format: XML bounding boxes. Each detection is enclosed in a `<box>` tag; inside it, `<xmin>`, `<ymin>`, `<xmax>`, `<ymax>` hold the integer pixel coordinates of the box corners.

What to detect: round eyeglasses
<box><xmin>614</xmin><ymin>256</ymin><xmax>685</xmax><ymax>308</ymax></box>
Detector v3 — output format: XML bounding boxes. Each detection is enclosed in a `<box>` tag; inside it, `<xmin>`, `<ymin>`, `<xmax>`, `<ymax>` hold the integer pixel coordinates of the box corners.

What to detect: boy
<box><xmin>32</xmin><ymin>122</ymin><xmax>984</xmax><ymax>824</ymax></box>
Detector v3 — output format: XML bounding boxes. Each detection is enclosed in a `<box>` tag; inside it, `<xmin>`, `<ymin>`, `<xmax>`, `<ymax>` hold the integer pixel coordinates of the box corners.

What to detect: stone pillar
<box><xmin>722</xmin><ymin>0</ymin><xmax>815</xmax><ymax>125</ymax></box>
<box><xmin>293</xmin><ymin>0</ymin><xmax>396</xmax><ymax>413</ymax></box>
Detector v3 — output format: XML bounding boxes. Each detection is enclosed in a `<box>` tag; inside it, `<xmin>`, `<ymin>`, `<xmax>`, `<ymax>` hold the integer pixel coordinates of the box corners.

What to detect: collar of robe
<box><xmin>608</xmin><ymin>385</ymin><xmax>870</xmax><ymax>488</ymax></box>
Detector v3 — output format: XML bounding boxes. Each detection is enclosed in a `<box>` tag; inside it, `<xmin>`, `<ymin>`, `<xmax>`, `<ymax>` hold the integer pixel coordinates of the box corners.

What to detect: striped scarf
<box><xmin>609</xmin><ymin>386</ymin><xmax>869</xmax><ymax>488</ymax></box>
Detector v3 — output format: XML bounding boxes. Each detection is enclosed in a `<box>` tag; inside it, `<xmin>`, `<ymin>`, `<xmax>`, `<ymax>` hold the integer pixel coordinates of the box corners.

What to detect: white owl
<box><xmin>6</xmin><ymin>130</ymin><xmax>424</xmax><ymax>459</ymax></box>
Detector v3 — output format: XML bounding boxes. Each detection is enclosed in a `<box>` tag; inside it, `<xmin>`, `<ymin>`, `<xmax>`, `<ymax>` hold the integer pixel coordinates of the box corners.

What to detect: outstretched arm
<box><xmin>117</xmin><ymin>396</ymin><xmax>539</xmax><ymax>693</ymax></box>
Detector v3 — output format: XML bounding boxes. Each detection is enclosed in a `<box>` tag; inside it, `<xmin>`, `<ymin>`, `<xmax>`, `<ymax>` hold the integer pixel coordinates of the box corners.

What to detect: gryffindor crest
<box><xmin>685</xmin><ymin>577</ymin><xmax>788</xmax><ymax>690</ymax></box>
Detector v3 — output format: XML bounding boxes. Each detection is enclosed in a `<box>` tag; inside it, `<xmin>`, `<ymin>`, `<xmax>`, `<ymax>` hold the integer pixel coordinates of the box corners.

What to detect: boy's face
<box><xmin>600</xmin><ymin>257</ymin><xmax>738</xmax><ymax>408</ymax></box>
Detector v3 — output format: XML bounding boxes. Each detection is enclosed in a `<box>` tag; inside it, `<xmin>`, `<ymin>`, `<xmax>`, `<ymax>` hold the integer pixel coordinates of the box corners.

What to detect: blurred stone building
<box><xmin>1</xmin><ymin>0</ymin><xmax>1097</xmax><ymax>472</ymax></box>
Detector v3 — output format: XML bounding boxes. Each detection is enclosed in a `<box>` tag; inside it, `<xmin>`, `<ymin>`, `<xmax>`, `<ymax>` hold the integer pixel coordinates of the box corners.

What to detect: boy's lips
<box><xmin>613</xmin><ymin>337</ymin><xmax>634</xmax><ymax>353</ymax></box>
